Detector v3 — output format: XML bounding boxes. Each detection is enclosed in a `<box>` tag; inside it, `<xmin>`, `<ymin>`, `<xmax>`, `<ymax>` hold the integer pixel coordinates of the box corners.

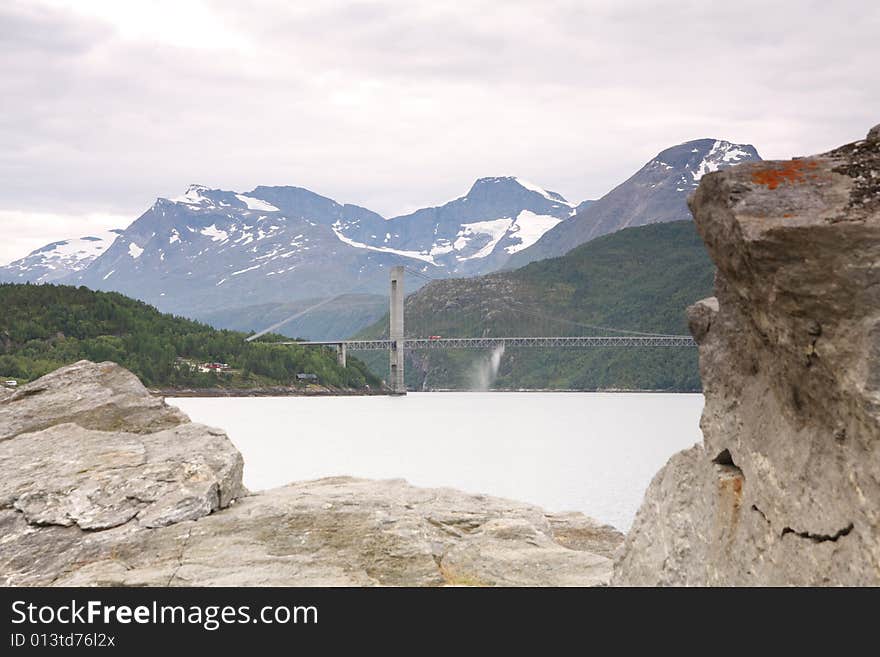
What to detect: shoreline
<box><xmin>156</xmin><ymin>386</ymin><xmax>702</xmax><ymax>397</ymax></box>
<box><xmin>152</xmin><ymin>386</ymin><xmax>390</xmax><ymax>397</ymax></box>
<box><xmin>426</xmin><ymin>387</ymin><xmax>702</xmax><ymax>394</ymax></box>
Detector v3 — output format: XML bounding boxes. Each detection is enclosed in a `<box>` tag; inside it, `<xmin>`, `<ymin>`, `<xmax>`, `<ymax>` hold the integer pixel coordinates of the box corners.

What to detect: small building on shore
<box><xmin>198</xmin><ymin>362</ymin><xmax>231</xmax><ymax>373</ymax></box>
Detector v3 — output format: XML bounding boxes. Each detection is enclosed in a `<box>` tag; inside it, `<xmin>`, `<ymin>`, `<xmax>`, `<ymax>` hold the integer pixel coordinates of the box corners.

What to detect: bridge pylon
<box><xmin>389</xmin><ymin>266</ymin><xmax>406</xmax><ymax>395</ymax></box>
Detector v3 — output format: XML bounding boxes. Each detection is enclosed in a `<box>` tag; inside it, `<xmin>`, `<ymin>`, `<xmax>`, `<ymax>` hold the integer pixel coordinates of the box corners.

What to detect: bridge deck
<box><xmin>276</xmin><ymin>335</ymin><xmax>697</xmax><ymax>350</ymax></box>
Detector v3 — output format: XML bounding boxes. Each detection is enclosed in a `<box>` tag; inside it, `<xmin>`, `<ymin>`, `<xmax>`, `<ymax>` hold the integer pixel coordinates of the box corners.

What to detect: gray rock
<box><xmin>545</xmin><ymin>511</ymin><xmax>626</xmax><ymax>559</ymax></box>
<box><xmin>2</xmin><ymin>477</ymin><xmax>621</xmax><ymax>587</ymax></box>
<box><xmin>0</xmin><ymin>360</ymin><xmax>187</xmax><ymax>442</ymax></box>
<box><xmin>0</xmin><ymin>422</ymin><xmax>243</xmax><ymax>530</ymax></box>
<box><xmin>614</xmin><ymin>124</ymin><xmax>880</xmax><ymax>586</ymax></box>
<box><xmin>0</xmin><ymin>360</ymin><xmax>621</xmax><ymax>586</ymax></box>
<box><xmin>686</xmin><ymin>296</ymin><xmax>718</xmax><ymax>343</ymax></box>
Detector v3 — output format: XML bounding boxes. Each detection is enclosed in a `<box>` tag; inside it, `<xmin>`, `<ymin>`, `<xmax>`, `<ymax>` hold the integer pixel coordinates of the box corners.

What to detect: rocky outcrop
<box><xmin>0</xmin><ymin>360</ymin><xmax>187</xmax><ymax>442</ymax></box>
<box><xmin>0</xmin><ymin>422</ymin><xmax>244</xmax><ymax>531</ymax></box>
<box><xmin>614</xmin><ymin>124</ymin><xmax>880</xmax><ymax>585</ymax></box>
<box><xmin>2</xmin><ymin>478</ymin><xmax>620</xmax><ymax>587</ymax></box>
<box><xmin>1</xmin><ymin>360</ymin><xmax>621</xmax><ymax>586</ymax></box>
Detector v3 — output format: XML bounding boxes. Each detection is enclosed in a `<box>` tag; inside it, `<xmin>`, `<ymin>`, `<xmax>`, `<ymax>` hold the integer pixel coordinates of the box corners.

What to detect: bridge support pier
<box><xmin>389</xmin><ymin>265</ymin><xmax>405</xmax><ymax>395</ymax></box>
<box><xmin>336</xmin><ymin>343</ymin><xmax>347</xmax><ymax>368</ymax></box>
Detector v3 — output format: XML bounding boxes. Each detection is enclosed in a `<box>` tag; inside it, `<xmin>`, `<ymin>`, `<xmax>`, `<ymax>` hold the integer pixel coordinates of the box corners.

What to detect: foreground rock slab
<box><xmin>1</xmin><ymin>361</ymin><xmax>621</xmax><ymax>586</ymax></box>
<box><xmin>614</xmin><ymin>124</ymin><xmax>880</xmax><ymax>586</ymax></box>
<box><xmin>3</xmin><ymin>477</ymin><xmax>619</xmax><ymax>587</ymax></box>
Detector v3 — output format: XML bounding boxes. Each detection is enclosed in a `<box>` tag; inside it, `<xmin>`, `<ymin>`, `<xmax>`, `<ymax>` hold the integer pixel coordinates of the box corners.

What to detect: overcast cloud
<box><xmin>1</xmin><ymin>0</ymin><xmax>878</xmax><ymax>263</ymax></box>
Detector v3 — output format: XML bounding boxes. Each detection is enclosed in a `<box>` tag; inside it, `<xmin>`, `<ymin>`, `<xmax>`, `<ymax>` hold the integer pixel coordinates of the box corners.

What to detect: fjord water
<box><xmin>169</xmin><ymin>392</ymin><xmax>703</xmax><ymax>530</ymax></box>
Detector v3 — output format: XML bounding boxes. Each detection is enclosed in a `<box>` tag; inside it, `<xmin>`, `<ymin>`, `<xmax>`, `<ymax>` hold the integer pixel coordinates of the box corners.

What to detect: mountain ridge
<box><xmin>55</xmin><ymin>176</ymin><xmax>579</xmax><ymax>319</ymax></box>
<box><xmin>0</xmin><ymin>229</ymin><xmax>123</xmax><ymax>284</ymax></box>
<box><xmin>506</xmin><ymin>139</ymin><xmax>761</xmax><ymax>267</ymax></box>
<box><xmin>1</xmin><ymin>136</ymin><xmax>757</xmax><ymax>339</ymax></box>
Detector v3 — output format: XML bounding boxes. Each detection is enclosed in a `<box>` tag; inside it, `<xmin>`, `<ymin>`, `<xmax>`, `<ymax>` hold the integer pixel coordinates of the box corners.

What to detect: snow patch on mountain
<box><xmin>690</xmin><ymin>140</ymin><xmax>753</xmax><ymax>181</ymax></box>
<box><xmin>332</xmin><ymin>224</ymin><xmax>436</xmax><ymax>264</ymax></box>
<box><xmin>200</xmin><ymin>225</ymin><xmax>229</xmax><ymax>242</ymax></box>
<box><xmin>0</xmin><ymin>229</ymin><xmax>123</xmax><ymax>283</ymax></box>
<box><xmin>514</xmin><ymin>177</ymin><xmax>573</xmax><ymax>206</ymax></box>
<box><xmin>234</xmin><ymin>194</ymin><xmax>280</xmax><ymax>212</ymax></box>
<box><xmin>231</xmin><ymin>264</ymin><xmax>261</xmax><ymax>276</ymax></box>
<box><xmin>429</xmin><ymin>241</ymin><xmax>455</xmax><ymax>256</ymax></box>
<box><xmin>455</xmin><ymin>219</ymin><xmax>513</xmax><ymax>260</ymax></box>
<box><xmin>45</xmin><ymin>232</ymin><xmax>120</xmax><ymax>265</ymax></box>
<box><xmin>170</xmin><ymin>184</ymin><xmax>214</xmax><ymax>207</ymax></box>
<box><xmin>128</xmin><ymin>243</ymin><xmax>144</xmax><ymax>259</ymax></box>
<box><xmin>505</xmin><ymin>211</ymin><xmax>562</xmax><ymax>254</ymax></box>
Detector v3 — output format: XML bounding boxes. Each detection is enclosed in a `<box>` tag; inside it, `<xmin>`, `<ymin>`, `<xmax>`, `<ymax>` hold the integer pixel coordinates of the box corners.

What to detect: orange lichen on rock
<box><xmin>751</xmin><ymin>159</ymin><xmax>821</xmax><ymax>190</ymax></box>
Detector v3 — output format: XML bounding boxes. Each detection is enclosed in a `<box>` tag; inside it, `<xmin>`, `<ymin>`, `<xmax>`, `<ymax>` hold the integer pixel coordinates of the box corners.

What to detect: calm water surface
<box><xmin>168</xmin><ymin>392</ymin><xmax>703</xmax><ymax>530</ymax></box>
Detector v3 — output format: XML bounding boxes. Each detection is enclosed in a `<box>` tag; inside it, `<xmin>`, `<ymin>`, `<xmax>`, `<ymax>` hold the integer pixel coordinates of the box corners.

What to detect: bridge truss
<box><xmin>283</xmin><ymin>335</ymin><xmax>697</xmax><ymax>350</ymax></box>
<box><xmin>253</xmin><ymin>266</ymin><xmax>698</xmax><ymax>394</ymax></box>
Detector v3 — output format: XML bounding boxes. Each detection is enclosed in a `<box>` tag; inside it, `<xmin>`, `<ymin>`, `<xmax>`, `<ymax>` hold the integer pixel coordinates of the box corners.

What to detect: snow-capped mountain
<box><xmin>506</xmin><ymin>139</ymin><xmax>760</xmax><ymax>267</ymax></box>
<box><xmin>2</xmin><ymin>138</ymin><xmax>758</xmax><ymax>334</ymax></box>
<box><xmin>66</xmin><ymin>178</ymin><xmax>571</xmax><ymax>317</ymax></box>
<box><xmin>330</xmin><ymin>176</ymin><xmax>574</xmax><ymax>275</ymax></box>
<box><xmin>0</xmin><ymin>229</ymin><xmax>123</xmax><ymax>284</ymax></box>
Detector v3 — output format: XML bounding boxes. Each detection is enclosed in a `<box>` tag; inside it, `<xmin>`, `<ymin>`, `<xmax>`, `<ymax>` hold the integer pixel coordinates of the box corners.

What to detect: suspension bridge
<box><xmin>248</xmin><ymin>266</ymin><xmax>697</xmax><ymax>394</ymax></box>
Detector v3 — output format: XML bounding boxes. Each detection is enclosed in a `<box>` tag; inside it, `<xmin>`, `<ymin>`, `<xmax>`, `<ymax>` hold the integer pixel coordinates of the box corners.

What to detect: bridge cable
<box><xmin>402</xmin><ymin>266</ymin><xmax>680</xmax><ymax>338</ymax></box>
<box><xmin>245</xmin><ymin>295</ymin><xmax>344</xmax><ymax>342</ymax></box>
<box><xmin>403</xmin><ymin>266</ymin><xmax>435</xmax><ymax>282</ymax></box>
<box><xmin>503</xmin><ymin>304</ymin><xmax>680</xmax><ymax>338</ymax></box>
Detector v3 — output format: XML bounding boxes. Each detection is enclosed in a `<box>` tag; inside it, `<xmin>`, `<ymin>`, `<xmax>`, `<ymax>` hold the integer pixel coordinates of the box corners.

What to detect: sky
<box><xmin>1</xmin><ymin>0</ymin><xmax>878</xmax><ymax>264</ymax></box>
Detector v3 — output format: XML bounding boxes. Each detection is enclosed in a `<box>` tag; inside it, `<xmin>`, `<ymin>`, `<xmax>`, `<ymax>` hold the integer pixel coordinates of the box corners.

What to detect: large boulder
<box><xmin>0</xmin><ymin>361</ymin><xmax>245</xmax><ymax>536</ymax></box>
<box><xmin>0</xmin><ymin>360</ymin><xmax>187</xmax><ymax>442</ymax></box>
<box><xmin>0</xmin><ymin>361</ymin><xmax>621</xmax><ymax>586</ymax></box>
<box><xmin>0</xmin><ymin>422</ymin><xmax>244</xmax><ymax>531</ymax></box>
<box><xmin>614</xmin><ymin>124</ymin><xmax>880</xmax><ymax>585</ymax></box>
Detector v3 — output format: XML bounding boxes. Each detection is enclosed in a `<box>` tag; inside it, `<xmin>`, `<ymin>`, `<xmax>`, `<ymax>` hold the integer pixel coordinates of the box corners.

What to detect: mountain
<box><xmin>65</xmin><ymin>178</ymin><xmax>574</xmax><ymax>320</ymax></box>
<box><xmin>2</xmin><ymin>139</ymin><xmax>754</xmax><ymax>338</ymax></box>
<box><xmin>356</xmin><ymin>220</ymin><xmax>714</xmax><ymax>391</ymax></box>
<box><xmin>507</xmin><ymin>139</ymin><xmax>760</xmax><ymax>267</ymax></box>
<box><xmin>66</xmin><ymin>185</ymin><xmax>424</xmax><ymax>318</ymax></box>
<box><xmin>0</xmin><ymin>283</ymin><xmax>379</xmax><ymax>390</ymax></box>
<box><xmin>0</xmin><ymin>229</ymin><xmax>123</xmax><ymax>284</ymax></box>
<box><xmin>333</xmin><ymin>176</ymin><xmax>575</xmax><ymax>275</ymax></box>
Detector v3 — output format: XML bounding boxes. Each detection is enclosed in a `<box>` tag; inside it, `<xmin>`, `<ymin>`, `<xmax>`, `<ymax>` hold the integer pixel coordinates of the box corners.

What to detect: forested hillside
<box><xmin>0</xmin><ymin>284</ymin><xmax>379</xmax><ymax>390</ymax></box>
<box><xmin>357</xmin><ymin>221</ymin><xmax>714</xmax><ymax>391</ymax></box>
